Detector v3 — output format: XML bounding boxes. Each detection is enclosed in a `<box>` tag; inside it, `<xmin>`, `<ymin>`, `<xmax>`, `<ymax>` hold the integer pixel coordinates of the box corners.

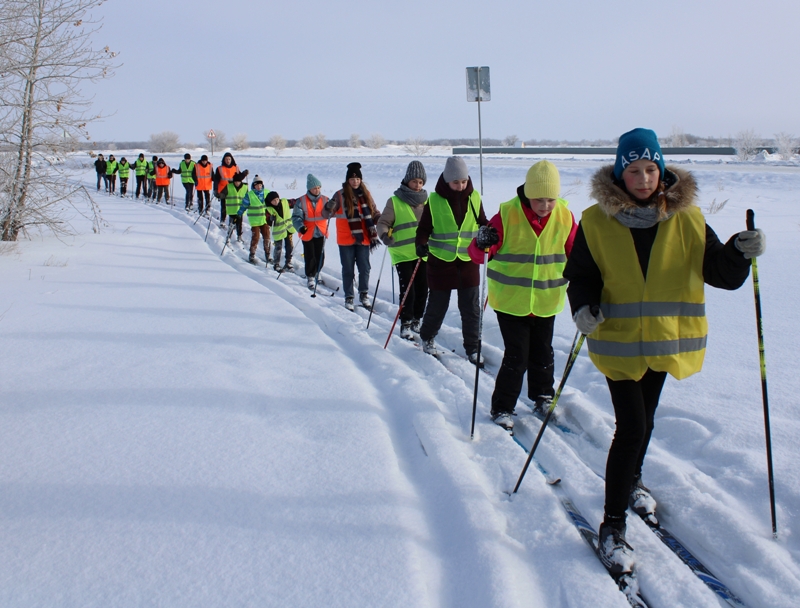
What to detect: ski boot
<box><xmin>359</xmin><ymin>292</ymin><xmax>371</xmax><ymax>310</ymax></box>
<box><xmin>597</xmin><ymin>516</ymin><xmax>635</xmax><ymax>574</ymax></box>
<box><xmin>629</xmin><ymin>476</ymin><xmax>658</xmax><ymax>525</ymax></box>
<box><xmin>491</xmin><ymin>411</ymin><xmax>514</xmax><ymax>433</ymax></box>
<box><xmin>344</xmin><ymin>297</ymin><xmax>355</xmax><ymax>312</ymax></box>
<box><xmin>400</xmin><ymin>320</ymin><xmax>414</xmax><ymax>341</ymax></box>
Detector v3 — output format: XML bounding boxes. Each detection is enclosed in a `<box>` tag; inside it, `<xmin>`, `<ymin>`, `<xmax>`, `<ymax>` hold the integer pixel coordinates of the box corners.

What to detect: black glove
<box><xmin>299</xmin><ymin>226</ymin><xmax>308</xmax><ymax>234</ymax></box>
<box><xmin>476</xmin><ymin>225</ymin><xmax>499</xmax><ymax>249</ymax></box>
<box><xmin>416</xmin><ymin>243</ymin><xmax>428</xmax><ymax>258</ymax></box>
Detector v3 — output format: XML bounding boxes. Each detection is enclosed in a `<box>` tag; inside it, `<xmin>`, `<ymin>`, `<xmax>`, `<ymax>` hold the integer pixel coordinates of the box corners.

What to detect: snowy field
<box><xmin>1</xmin><ymin>148</ymin><xmax>798</xmax><ymax>607</ymax></box>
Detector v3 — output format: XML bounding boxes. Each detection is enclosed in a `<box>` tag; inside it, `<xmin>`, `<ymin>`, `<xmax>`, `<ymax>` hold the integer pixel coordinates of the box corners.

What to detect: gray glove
<box><xmin>380</xmin><ymin>232</ymin><xmax>395</xmax><ymax>246</ymax></box>
<box><xmin>476</xmin><ymin>225</ymin><xmax>500</xmax><ymax>249</ymax></box>
<box><xmin>573</xmin><ymin>305</ymin><xmax>604</xmax><ymax>335</ymax></box>
<box><xmin>735</xmin><ymin>229</ymin><xmax>766</xmax><ymax>259</ymax></box>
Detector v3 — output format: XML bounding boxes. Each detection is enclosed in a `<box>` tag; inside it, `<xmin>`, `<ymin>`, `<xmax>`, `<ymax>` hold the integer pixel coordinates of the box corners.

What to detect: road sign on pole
<box><xmin>466</xmin><ymin>67</ymin><xmax>490</xmax><ymax>195</ymax></box>
<box><xmin>207</xmin><ymin>129</ymin><xmax>217</xmax><ymax>157</ymax></box>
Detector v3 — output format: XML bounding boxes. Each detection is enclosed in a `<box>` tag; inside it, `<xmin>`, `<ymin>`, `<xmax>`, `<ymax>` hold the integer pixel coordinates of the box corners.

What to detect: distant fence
<box><xmin>452</xmin><ymin>146</ymin><xmax>744</xmax><ymax>156</ymax></box>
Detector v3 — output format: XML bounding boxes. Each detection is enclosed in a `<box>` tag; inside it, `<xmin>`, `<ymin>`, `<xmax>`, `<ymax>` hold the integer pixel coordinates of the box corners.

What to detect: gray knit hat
<box><xmin>307</xmin><ymin>173</ymin><xmax>321</xmax><ymax>190</ymax></box>
<box><xmin>443</xmin><ymin>156</ymin><xmax>469</xmax><ymax>182</ymax></box>
<box><xmin>403</xmin><ymin>160</ymin><xmax>427</xmax><ymax>185</ymax></box>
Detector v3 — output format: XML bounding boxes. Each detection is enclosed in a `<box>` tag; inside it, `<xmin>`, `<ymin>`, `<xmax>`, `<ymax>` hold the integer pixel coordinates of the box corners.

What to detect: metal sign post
<box><xmin>207</xmin><ymin>129</ymin><xmax>216</xmax><ymax>157</ymax></box>
<box><xmin>466</xmin><ymin>66</ymin><xmax>490</xmax><ymax>195</ymax></box>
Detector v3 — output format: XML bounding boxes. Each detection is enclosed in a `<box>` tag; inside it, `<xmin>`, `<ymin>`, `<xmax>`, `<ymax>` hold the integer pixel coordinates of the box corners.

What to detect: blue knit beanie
<box><xmin>306</xmin><ymin>173</ymin><xmax>321</xmax><ymax>190</ymax></box>
<box><xmin>614</xmin><ymin>128</ymin><xmax>665</xmax><ymax>179</ymax></box>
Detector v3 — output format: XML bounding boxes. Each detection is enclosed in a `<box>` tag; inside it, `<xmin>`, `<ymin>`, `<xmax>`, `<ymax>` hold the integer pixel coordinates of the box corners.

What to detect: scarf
<box><xmin>343</xmin><ymin>187</ymin><xmax>379</xmax><ymax>250</ymax></box>
<box><xmin>394</xmin><ymin>183</ymin><xmax>428</xmax><ymax>207</ymax></box>
<box><xmin>614</xmin><ymin>204</ymin><xmax>672</xmax><ymax>229</ymax></box>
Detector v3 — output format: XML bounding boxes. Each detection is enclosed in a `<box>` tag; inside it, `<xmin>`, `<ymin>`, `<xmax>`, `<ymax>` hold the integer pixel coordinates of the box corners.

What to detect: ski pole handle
<box><xmin>747</xmin><ymin>209</ymin><xmax>755</xmax><ymax>231</ymax></box>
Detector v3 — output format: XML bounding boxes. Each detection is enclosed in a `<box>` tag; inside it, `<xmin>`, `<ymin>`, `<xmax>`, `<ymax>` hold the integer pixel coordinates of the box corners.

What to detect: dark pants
<box><xmin>302</xmin><ymin>236</ymin><xmax>325</xmax><ymax>278</ymax></box>
<box><xmin>182</xmin><ymin>182</ymin><xmax>194</xmax><ymax>208</ymax></box>
<box><xmin>96</xmin><ymin>173</ymin><xmax>107</xmax><ymax>191</ymax></box>
<box><xmin>419</xmin><ymin>286</ymin><xmax>480</xmax><ymax>354</ymax></box>
<box><xmin>107</xmin><ymin>174</ymin><xmax>116</xmax><ymax>194</ymax></box>
<box><xmin>197</xmin><ymin>190</ymin><xmax>211</xmax><ymax>213</ymax></box>
<box><xmin>273</xmin><ymin>235</ymin><xmax>294</xmax><ymax>266</ymax></box>
<box><xmin>135</xmin><ymin>175</ymin><xmax>147</xmax><ymax>198</ymax></box>
<box><xmin>604</xmin><ymin>369</ymin><xmax>668</xmax><ymax>519</ymax></box>
<box><xmin>395</xmin><ymin>259</ymin><xmax>428</xmax><ymax>322</ymax></box>
<box><xmin>120</xmin><ymin>178</ymin><xmax>128</xmax><ymax>196</ymax></box>
<box><xmin>339</xmin><ymin>244</ymin><xmax>371</xmax><ymax>298</ymax></box>
<box><xmin>220</xmin><ymin>195</ymin><xmax>229</xmax><ymax>222</ymax></box>
<box><xmin>491</xmin><ymin>312</ymin><xmax>556</xmax><ymax>415</ymax></box>
<box><xmin>147</xmin><ymin>179</ymin><xmax>156</xmax><ymax>199</ymax></box>
<box><xmin>249</xmin><ymin>224</ymin><xmax>270</xmax><ymax>257</ymax></box>
<box><xmin>155</xmin><ymin>185</ymin><xmax>169</xmax><ymax>203</ymax></box>
<box><xmin>226</xmin><ymin>213</ymin><xmax>243</xmax><ymax>239</ymax></box>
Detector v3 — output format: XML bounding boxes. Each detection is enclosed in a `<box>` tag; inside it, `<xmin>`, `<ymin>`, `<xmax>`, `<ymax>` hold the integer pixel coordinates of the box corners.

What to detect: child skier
<box><xmin>265</xmin><ymin>190</ymin><xmax>296</xmax><ymax>272</ymax></box>
<box><xmin>237</xmin><ymin>175</ymin><xmax>269</xmax><ymax>264</ymax></box>
<box><xmin>291</xmin><ymin>174</ymin><xmax>329</xmax><ymax>290</ymax></box>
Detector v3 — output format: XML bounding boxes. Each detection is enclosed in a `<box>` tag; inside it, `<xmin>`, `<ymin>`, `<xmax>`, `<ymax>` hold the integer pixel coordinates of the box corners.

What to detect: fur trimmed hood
<box><xmin>590</xmin><ymin>165</ymin><xmax>698</xmax><ymax>218</ymax></box>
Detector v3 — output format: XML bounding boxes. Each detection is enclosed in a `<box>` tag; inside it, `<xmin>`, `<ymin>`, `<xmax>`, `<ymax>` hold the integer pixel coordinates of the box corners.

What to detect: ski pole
<box><xmin>383</xmin><ymin>257</ymin><xmax>422</xmax><ymax>349</ymax></box>
<box><xmin>512</xmin><ymin>328</ymin><xmax>587</xmax><ymax>493</ymax></box>
<box><xmin>392</xmin><ymin>266</ymin><xmax>396</xmax><ymax>304</ymax></box>
<box><xmin>366</xmin><ymin>230</ymin><xmax>391</xmax><ymax>329</ymax></box>
<box><xmin>220</xmin><ymin>222</ymin><xmax>235</xmax><ymax>256</ymax></box>
<box><xmin>311</xmin><ymin>219</ymin><xmax>332</xmax><ymax>298</ymax></box>
<box><xmin>747</xmin><ymin>209</ymin><xmax>777</xmax><ymax>539</ymax></box>
<box><xmin>470</xmin><ymin>249</ymin><xmax>490</xmax><ymax>439</ymax></box>
<box><xmin>204</xmin><ymin>206</ymin><xmax>214</xmax><ymax>242</ymax></box>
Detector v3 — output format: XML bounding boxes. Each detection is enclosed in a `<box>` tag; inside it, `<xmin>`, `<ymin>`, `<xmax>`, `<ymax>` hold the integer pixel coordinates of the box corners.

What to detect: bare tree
<box><xmin>669</xmin><ymin>126</ymin><xmax>687</xmax><ymax>147</ymax></box>
<box><xmin>299</xmin><ymin>135</ymin><xmax>315</xmax><ymax>150</ymax></box>
<box><xmin>148</xmin><ymin>131</ymin><xmax>180</xmax><ymax>153</ymax></box>
<box><xmin>502</xmin><ymin>135</ymin><xmax>519</xmax><ymax>147</ymax></box>
<box><xmin>231</xmin><ymin>133</ymin><xmax>248</xmax><ymax>150</ymax></box>
<box><xmin>0</xmin><ymin>0</ymin><xmax>117</xmax><ymax>241</ymax></box>
<box><xmin>269</xmin><ymin>134</ymin><xmax>286</xmax><ymax>156</ymax></box>
<box><xmin>403</xmin><ymin>137</ymin><xmax>430</xmax><ymax>156</ymax></box>
<box><xmin>735</xmin><ymin>129</ymin><xmax>759</xmax><ymax>161</ymax></box>
<box><xmin>366</xmin><ymin>133</ymin><xmax>385</xmax><ymax>149</ymax></box>
<box><xmin>348</xmin><ymin>133</ymin><xmax>361</xmax><ymax>148</ymax></box>
<box><xmin>774</xmin><ymin>132</ymin><xmax>796</xmax><ymax>160</ymax></box>
<box><xmin>315</xmin><ymin>133</ymin><xmax>327</xmax><ymax>149</ymax></box>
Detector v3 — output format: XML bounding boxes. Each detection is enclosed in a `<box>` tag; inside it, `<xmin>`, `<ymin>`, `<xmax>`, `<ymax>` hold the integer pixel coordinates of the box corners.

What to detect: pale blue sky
<box><xmin>88</xmin><ymin>0</ymin><xmax>800</xmax><ymax>144</ymax></box>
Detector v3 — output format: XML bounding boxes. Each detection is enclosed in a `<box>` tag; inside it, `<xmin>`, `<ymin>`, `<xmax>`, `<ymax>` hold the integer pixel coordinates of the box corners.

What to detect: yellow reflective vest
<box><xmin>581</xmin><ymin>204</ymin><xmax>708</xmax><ymax>381</ymax></box>
<box><xmin>225</xmin><ymin>183</ymin><xmax>248</xmax><ymax>217</ymax></box>
<box><xmin>487</xmin><ymin>197</ymin><xmax>572</xmax><ymax>317</ymax></box>
<box><xmin>389</xmin><ymin>196</ymin><xmax>427</xmax><ymax>264</ymax></box>
<box><xmin>428</xmin><ymin>191</ymin><xmax>481</xmax><ymax>262</ymax></box>
<box><xmin>267</xmin><ymin>198</ymin><xmax>296</xmax><ymax>241</ymax></box>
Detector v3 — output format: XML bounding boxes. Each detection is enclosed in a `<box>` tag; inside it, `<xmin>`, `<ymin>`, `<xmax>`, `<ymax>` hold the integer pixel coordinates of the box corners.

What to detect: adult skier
<box><xmin>133</xmin><ymin>153</ymin><xmax>149</xmax><ymax>199</ymax></box>
<box><xmin>377</xmin><ymin>160</ymin><xmax>429</xmax><ymax>339</ymax></box>
<box><xmin>324</xmin><ymin>162</ymin><xmax>382</xmax><ymax>311</ymax></box>
<box><xmin>117</xmin><ymin>157</ymin><xmax>131</xmax><ymax>197</ymax></box>
<box><xmin>563</xmin><ymin>127</ymin><xmax>765</xmax><ymax>574</ymax></box>
<box><xmin>94</xmin><ymin>154</ymin><xmax>107</xmax><ymax>192</ymax></box>
<box><xmin>415</xmin><ymin>156</ymin><xmax>487</xmax><ymax>365</ymax></box>
<box><xmin>469</xmin><ymin>160</ymin><xmax>578</xmax><ymax>432</ymax></box>
<box><xmin>213</xmin><ymin>152</ymin><xmax>246</xmax><ymax>227</ymax></box>
<box><xmin>177</xmin><ymin>153</ymin><xmax>196</xmax><ymax>211</ymax></box>
<box><xmin>223</xmin><ymin>172</ymin><xmax>247</xmax><ymax>242</ymax></box>
<box><xmin>105</xmin><ymin>154</ymin><xmax>119</xmax><ymax>195</ymax></box>
<box><xmin>193</xmin><ymin>155</ymin><xmax>214</xmax><ymax>215</ymax></box>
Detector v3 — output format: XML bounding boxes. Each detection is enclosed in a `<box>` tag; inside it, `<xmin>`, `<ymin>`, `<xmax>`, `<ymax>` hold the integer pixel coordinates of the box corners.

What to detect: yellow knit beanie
<box><xmin>524</xmin><ymin>160</ymin><xmax>560</xmax><ymax>199</ymax></box>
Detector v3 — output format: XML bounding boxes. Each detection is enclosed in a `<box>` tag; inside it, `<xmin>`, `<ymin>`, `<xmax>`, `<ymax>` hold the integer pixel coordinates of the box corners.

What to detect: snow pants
<box><xmin>182</xmin><ymin>183</ymin><xmax>194</xmax><ymax>209</ymax></box>
<box><xmin>419</xmin><ymin>286</ymin><xmax>480</xmax><ymax>355</ymax></box>
<box><xmin>302</xmin><ymin>236</ymin><xmax>325</xmax><ymax>279</ymax></box>
<box><xmin>339</xmin><ymin>244</ymin><xmax>371</xmax><ymax>299</ymax></box>
<box><xmin>135</xmin><ymin>175</ymin><xmax>147</xmax><ymax>198</ymax></box>
<box><xmin>604</xmin><ymin>369</ymin><xmax>668</xmax><ymax>519</ymax></box>
<box><xmin>395</xmin><ymin>259</ymin><xmax>428</xmax><ymax>322</ymax></box>
<box><xmin>490</xmin><ymin>312</ymin><xmax>555</xmax><ymax>415</ymax></box>
<box><xmin>273</xmin><ymin>235</ymin><xmax>294</xmax><ymax>266</ymax></box>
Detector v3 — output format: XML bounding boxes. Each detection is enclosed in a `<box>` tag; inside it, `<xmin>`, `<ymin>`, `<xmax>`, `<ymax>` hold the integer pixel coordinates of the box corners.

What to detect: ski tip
<box><xmin>547</xmin><ymin>477</ymin><xmax>562</xmax><ymax>486</ymax></box>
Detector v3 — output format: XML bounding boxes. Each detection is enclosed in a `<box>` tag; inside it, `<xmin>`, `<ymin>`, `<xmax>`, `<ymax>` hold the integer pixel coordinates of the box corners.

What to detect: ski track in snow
<box><xmin>1</xmin><ymin>154</ymin><xmax>799</xmax><ymax>607</ymax></box>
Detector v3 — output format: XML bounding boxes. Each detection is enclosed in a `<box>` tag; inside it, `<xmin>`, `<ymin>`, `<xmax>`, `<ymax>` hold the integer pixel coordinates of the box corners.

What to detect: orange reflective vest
<box><xmin>196</xmin><ymin>162</ymin><xmax>213</xmax><ymax>191</ymax></box>
<box><xmin>332</xmin><ymin>191</ymin><xmax>372</xmax><ymax>246</ymax></box>
<box><xmin>155</xmin><ymin>165</ymin><xmax>171</xmax><ymax>186</ymax></box>
<box><xmin>301</xmin><ymin>194</ymin><xmax>328</xmax><ymax>241</ymax></box>
<box><xmin>217</xmin><ymin>164</ymin><xmax>237</xmax><ymax>194</ymax></box>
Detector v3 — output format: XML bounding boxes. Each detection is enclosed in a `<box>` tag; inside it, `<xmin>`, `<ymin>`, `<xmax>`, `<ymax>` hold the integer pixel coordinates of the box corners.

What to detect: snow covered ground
<box><xmin>0</xmin><ymin>149</ymin><xmax>798</xmax><ymax>607</ymax></box>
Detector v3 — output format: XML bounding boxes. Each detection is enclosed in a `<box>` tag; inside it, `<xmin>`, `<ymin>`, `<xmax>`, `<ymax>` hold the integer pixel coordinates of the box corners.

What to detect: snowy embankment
<box><xmin>0</xmin><ymin>153</ymin><xmax>798</xmax><ymax>607</ymax></box>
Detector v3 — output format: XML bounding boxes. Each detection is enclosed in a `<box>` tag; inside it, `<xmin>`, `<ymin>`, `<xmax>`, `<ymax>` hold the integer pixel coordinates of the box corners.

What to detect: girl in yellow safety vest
<box><xmin>563</xmin><ymin>127</ymin><xmax>766</xmax><ymax>575</ymax></box>
<box><xmin>468</xmin><ymin>160</ymin><xmax>577</xmax><ymax>433</ymax></box>
<box><xmin>377</xmin><ymin>161</ymin><xmax>430</xmax><ymax>339</ymax></box>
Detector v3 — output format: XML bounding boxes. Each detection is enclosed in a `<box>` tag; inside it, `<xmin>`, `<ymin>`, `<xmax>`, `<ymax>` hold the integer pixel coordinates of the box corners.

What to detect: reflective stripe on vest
<box><xmin>155</xmin><ymin>165</ymin><xmax>171</xmax><ymax>186</ymax></box>
<box><xmin>267</xmin><ymin>198</ymin><xmax>296</xmax><ymax>241</ymax></box>
<box><xmin>243</xmin><ymin>190</ymin><xmax>266</xmax><ymax>226</ymax></box>
<box><xmin>226</xmin><ymin>183</ymin><xmax>248</xmax><ymax>215</ymax></box>
<box><xmin>388</xmin><ymin>195</ymin><xmax>426</xmax><ymax>264</ymax></box>
<box><xmin>302</xmin><ymin>195</ymin><xmax>328</xmax><ymax>241</ymax></box>
<box><xmin>487</xmin><ymin>197</ymin><xmax>571</xmax><ymax>317</ymax></box>
<box><xmin>134</xmin><ymin>159</ymin><xmax>148</xmax><ymax>176</ymax></box>
<box><xmin>195</xmin><ymin>163</ymin><xmax>213</xmax><ymax>191</ymax></box>
<box><xmin>428</xmin><ymin>191</ymin><xmax>481</xmax><ymax>262</ymax></box>
<box><xmin>179</xmin><ymin>160</ymin><xmax>195</xmax><ymax>184</ymax></box>
<box><xmin>118</xmin><ymin>162</ymin><xmax>130</xmax><ymax>178</ymax></box>
<box><xmin>581</xmin><ymin>204</ymin><xmax>708</xmax><ymax>382</ymax></box>
<box><xmin>217</xmin><ymin>165</ymin><xmax>237</xmax><ymax>193</ymax></box>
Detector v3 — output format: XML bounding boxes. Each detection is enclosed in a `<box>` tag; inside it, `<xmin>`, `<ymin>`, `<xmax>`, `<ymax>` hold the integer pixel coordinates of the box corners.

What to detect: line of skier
<box><xmin>95</xmin><ymin>126</ymin><xmax>766</xmax><ymax>577</ymax></box>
